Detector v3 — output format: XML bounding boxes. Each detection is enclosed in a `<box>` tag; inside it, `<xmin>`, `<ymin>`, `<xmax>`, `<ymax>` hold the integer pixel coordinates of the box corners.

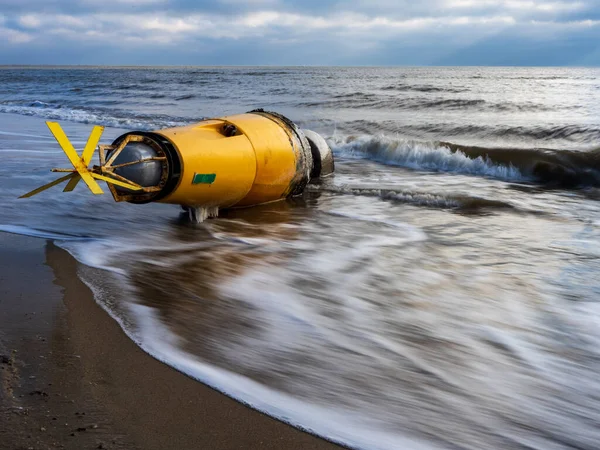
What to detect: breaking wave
<box><xmin>299</xmin><ymin>95</ymin><xmax>549</xmax><ymax>112</ymax></box>
<box><xmin>423</xmin><ymin>124</ymin><xmax>600</xmax><ymax>142</ymax></box>
<box><xmin>0</xmin><ymin>100</ymin><xmax>193</xmax><ymax>130</ymax></box>
<box><xmin>339</xmin><ymin>121</ymin><xmax>600</xmax><ymax>145</ymax></box>
<box><xmin>381</xmin><ymin>84</ymin><xmax>468</xmax><ymax>93</ymax></box>
<box><xmin>332</xmin><ymin>136</ymin><xmax>524</xmax><ymax>181</ymax></box>
<box><xmin>175</xmin><ymin>94</ymin><xmax>196</xmax><ymax>101</ymax></box>
<box><xmin>332</xmin><ymin>136</ymin><xmax>600</xmax><ymax>187</ymax></box>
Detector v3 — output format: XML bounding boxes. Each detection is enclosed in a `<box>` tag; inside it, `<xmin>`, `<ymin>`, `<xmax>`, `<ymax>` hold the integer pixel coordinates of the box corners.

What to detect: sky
<box><xmin>1</xmin><ymin>0</ymin><xmax>600</xmax><ymax>66</ymax></box>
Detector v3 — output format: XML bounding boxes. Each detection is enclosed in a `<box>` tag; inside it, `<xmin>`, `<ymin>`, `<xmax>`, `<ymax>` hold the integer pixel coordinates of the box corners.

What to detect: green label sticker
<box><xmin>192</xmin><ymin>173</ymin><xmax>216</xmax><ymax>185</ymax></box>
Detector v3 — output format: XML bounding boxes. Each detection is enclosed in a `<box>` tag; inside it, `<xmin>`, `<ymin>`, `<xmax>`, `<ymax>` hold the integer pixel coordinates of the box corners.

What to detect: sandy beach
<box><xmin>0</xmin><ymin>231</ymin><xmax>342</xmax><ymax>450</ymax></box>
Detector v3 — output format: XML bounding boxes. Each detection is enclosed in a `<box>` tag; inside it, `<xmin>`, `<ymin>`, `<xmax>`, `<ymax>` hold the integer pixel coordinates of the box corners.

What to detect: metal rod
<box><xmin>108</xmin><ymin>157</ymin><xmax>167</xmax><ymax>170</ymax></box>
<box><xmin>97</xmin><ymin>170</ymin><xmax>143</xmax><ymax>188</ymax></box>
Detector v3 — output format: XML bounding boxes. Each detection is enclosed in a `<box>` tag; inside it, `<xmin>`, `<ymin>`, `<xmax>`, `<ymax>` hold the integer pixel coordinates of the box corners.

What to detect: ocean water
<box><xmin>2</xmin><ymin>66</ymin><xmax>600</xmax><ymax>449</ymax></box>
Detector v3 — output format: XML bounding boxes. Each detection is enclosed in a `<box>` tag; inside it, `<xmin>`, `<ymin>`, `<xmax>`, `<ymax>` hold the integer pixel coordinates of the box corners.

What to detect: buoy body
<box><xmin>20</xmin><ymin>110</ymin><xmax>334</xmax><ymax>222</ymax></box>
<box><xmin>157</xmin><ymin>111</ymin><xmax>312</xmax><ymax>208</ymax></box>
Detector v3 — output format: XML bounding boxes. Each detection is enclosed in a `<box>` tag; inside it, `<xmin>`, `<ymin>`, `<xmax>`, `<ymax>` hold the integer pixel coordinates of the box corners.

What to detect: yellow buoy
<box><xmin>20</xmin><ymin>110</ymin><xmax>334</xmax><ymax>222</ymax></box>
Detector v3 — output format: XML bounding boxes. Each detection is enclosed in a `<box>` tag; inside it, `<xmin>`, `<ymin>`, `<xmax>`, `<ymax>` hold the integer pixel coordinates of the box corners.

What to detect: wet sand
<box><xmin>0</xmin><ymin>232</ymin><xmax>342</xmax><ymax>450</ymax></box>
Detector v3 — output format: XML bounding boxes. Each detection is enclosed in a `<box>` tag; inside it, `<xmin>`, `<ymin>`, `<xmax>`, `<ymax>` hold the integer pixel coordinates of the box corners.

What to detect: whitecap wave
<box><xmin>331</xmin><ymin>136</ymin><xmax>524</xmax><ymax>181</ymax></box>
<box><xmin>0</xmin><ymin>102</ymin><xmax>190</xmax><ymax>131</ymax></box>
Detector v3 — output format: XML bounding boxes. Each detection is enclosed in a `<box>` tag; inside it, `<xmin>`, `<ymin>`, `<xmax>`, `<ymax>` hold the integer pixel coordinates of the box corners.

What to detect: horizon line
<box><xmin>1</xmin><ymin>64</ymin><xmax>599</xmax><ymax>69</ymax></box>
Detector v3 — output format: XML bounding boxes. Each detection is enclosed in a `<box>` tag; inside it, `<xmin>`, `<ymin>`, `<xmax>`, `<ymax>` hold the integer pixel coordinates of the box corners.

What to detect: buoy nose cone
<box><xmin>302</xmin><ymin>129</ymin><xmax>334</xmax><ymax>178</ymax></box>
<box><xmin>112</xmin><ymin>142</ymin><xmax>163</xmax><ymax>192</ymax></box>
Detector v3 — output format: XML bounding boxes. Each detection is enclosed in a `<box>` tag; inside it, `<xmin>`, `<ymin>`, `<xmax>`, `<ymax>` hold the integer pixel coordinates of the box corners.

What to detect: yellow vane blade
<box><xmin>46</xmin><ymin>122</ymin><xmax>84</xmax><ymax>170</ymax></box>
<box><xmin>80</xmin><ymin>171</ymin><xmax>104</xmax><ymax>194</ymax></box>
<box><xmin>45</xmin><ymin>121</ymin><xmax>104</xmax><ymax>195</ymax></box>
<box><xmin>91</xmin><ymin>173</ymin><xmax>143</xmax><ymax>191</ymax></box>
<box><xmin>19</xmin><ymin>173</ymin><xmax>77</xmax><ymax>198</ymax></box>
<box><xmin>82</xmin><ymin>125</ymin><xmax>104</xmax><ymax>165</ymax></box>
<box><xmin>63</xmin><ymin>174</ymin><xmax>82</xmax><ymax>192</ymax></box>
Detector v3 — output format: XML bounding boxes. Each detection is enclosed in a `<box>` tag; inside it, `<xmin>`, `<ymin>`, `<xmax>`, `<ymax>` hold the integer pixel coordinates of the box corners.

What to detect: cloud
<box><xmin>18</xmin><ymin>14</ymin><xmax>42</xmax><ymax>28</ymax></box>
<box><xmin>444</xmin><ymin>0</ymin><xmax>586</xmax><ymax>13</ymax></box>
<box><xmin>4</xmin><ymin>10</ymin><xmax>523</xmax><ymax>45</ymax></box>
<box><xmin>0</xmin><ymin>25</ymin><xmax>33</xmax><ymax>43</ymax></box>
<box><xmin>0</xmin><ymin>0</ymin><xmax>599</xmax><ymax>65</ymax></box>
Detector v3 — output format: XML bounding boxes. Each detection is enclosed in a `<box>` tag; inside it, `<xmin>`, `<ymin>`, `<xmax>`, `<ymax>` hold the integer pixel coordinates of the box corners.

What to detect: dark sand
<box><xmin>0</xmin><ymin>232</ymin><xmax>343</xmax><ymax>450</ymax></box>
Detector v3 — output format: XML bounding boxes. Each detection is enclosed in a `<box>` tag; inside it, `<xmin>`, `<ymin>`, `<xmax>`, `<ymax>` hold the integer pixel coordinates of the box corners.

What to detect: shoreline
<box><xmin>0</xmin><ymin>232</ymin><xmax>342</xmax><ymax>450</ymax></box>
